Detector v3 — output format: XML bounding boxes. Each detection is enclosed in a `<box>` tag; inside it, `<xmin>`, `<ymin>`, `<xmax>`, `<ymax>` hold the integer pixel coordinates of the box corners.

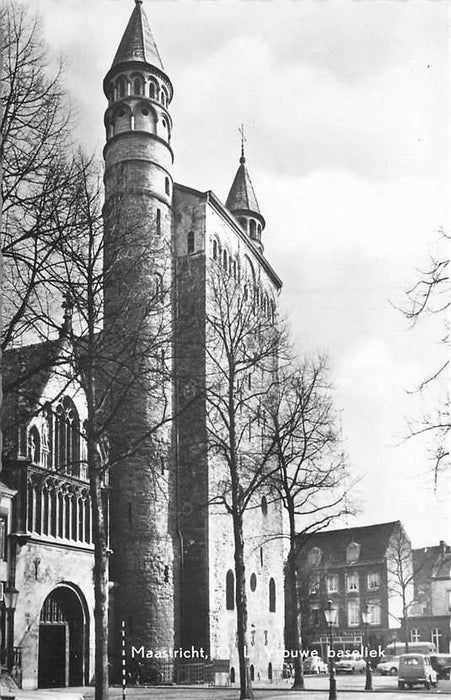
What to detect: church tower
<box><xmin>102</xmin><ymin>0</ymin><xmax>175</xmax><ymax>677</ymax></box>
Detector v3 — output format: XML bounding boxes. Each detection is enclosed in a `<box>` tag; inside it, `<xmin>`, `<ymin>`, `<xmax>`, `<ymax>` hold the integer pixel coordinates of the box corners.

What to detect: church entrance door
<box><xmin>38</xmin><ymin>586</ymin><xmax>88</xmax><ymax>688</ymax></box>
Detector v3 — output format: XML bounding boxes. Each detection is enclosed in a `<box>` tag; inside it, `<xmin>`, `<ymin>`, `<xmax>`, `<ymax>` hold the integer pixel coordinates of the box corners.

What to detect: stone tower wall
<box><xmin>103</xmin><ymin>109</ymin><xmax>175</xmax><ymax>676</ymax></box>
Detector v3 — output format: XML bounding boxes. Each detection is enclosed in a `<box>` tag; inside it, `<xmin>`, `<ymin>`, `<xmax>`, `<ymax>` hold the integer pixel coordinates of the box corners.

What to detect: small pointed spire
<box><xmin>239</xmin><ymin>124</ymin><xmax>246</xmax><ymax>164</ymax></box>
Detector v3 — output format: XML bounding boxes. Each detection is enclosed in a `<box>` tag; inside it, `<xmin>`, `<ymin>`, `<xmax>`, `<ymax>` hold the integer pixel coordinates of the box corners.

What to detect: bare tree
<box><xmin>386</xmin><ymin>526</ymin><xmax>426</xmax><ymax>653</ymax></box>
<box><xmin>0</xmin><ymin>0</ymin><xmax>77</xmax><ymax>350</ymax></box>
<box><xmin>264</xmin><ymin>355</ymin><xmax>351</xmax><ymax>690</ymax></box>
<box><xmin>204</xmin><ymin>264</ymin><xmax>283</xmax><ymax>700</ymax></box>
<box><xmin>401</xmin><ymin>229</ymin><xmax>450</xmax><ymax>482</ymax></box>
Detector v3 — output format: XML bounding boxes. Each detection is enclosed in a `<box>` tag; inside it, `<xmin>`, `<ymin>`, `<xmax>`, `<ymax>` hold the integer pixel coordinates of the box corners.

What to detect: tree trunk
<box><xmin>233</xmin><ymin>512</ymin><xmax>255</xmax><ymax>700</ymax></box>
<box><xmin>287</xmin><ymin>512</ymin><xmax>304</xmax><ymax>690</ymax></box>
<box><xmin>88</xmin><ymin>448</ymin><xmax>110</xmax><ymax>700</ymax></box>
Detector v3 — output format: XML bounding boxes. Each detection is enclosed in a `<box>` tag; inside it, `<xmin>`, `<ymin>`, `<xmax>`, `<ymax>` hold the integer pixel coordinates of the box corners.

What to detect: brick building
<box><xmin>292</xmin><ymin>521</ymin><xmax>412</xmax><ymax>659</ymax></box>
<box><xmin>0</xmin><ymin>0</ymin><xmax>285</xmax><ymax>689</ymax></box>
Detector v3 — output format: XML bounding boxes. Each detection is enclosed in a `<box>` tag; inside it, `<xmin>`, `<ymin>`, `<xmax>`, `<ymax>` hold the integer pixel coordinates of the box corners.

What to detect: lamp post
<box><xmin>324</xmin><ymin>600</ymin><xmax>337</xmax><ymax>700</ymax></box>
<box><xmin>4</xmin><ymin>583</ymin><xmax>19</xmax><ymax>673</ymax></box>
<box><xmin>361</xmin><ymin>604</ymin><xmax>373</xmax><ymax>691</ymax></box>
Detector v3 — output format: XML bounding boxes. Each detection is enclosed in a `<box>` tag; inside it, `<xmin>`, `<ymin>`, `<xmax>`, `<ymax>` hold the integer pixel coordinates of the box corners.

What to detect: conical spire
<box><xmin>225</xmin><ymin>156</ymin><xmax>262</xmax><ymax>216</ymax></box>
<box><xmin>112</xmin><ymin>0</ymin><xmax>164</xmax><ymax>70</ymax></box>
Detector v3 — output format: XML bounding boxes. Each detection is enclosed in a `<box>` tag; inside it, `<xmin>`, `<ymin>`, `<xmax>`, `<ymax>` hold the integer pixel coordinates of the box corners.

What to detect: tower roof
<box><xmin>225</xmin><ymin>154</ymin><xmax>262</xmax><ymax>218</ymax></box>
<box><xmin>112</xmin><ymin>0</ymin><xmax>164</xmax><ymax>70</ymax></box>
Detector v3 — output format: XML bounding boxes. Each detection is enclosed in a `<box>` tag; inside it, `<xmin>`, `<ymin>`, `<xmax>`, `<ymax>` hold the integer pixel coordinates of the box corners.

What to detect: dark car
<box><xmin>430</xmin><ymin>654</ymin><xmax>451</xmax><ymax>680</ymax></box>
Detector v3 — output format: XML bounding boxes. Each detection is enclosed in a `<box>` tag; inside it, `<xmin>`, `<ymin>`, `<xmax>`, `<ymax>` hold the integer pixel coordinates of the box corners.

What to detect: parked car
<box><xmin>397</xmin><ymin>653</ymin><xmax>437</xmax><ymax>690</ymax></box>
<box><xmin>335</xmin><ymin>653</ymin><xmax>367</xmax><ymax>674</ymax></box>
<box><xmin>303</xmin><ymin>656</ymin><xmax>328</xmax><ymax>674</ymax></box>
<box><xmin>377</xmin><ymin>655</ymin><xmax>400</xmax><ymax>676</ymax></box>
<box><xmin>430</xmin><ymin>654</ymin><xmax>451</xmax><ymax>680</ymax></box>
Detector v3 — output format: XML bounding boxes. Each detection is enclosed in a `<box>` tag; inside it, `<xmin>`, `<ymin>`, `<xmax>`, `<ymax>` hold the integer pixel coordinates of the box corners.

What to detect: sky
<box><xmin>26</xmin><ymin>0</ymin><xmax>449</xmax><ymax>547</ymax></box>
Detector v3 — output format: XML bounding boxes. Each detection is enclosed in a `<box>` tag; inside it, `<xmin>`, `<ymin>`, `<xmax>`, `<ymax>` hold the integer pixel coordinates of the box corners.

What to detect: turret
<box><xmin>102</xmin><ymin>0</ymin><xmax>175</xmax><ymax>681</ymax></box>
<box><xmin>226</xmin><ymin>142</ymin><xmax>265</xmax><ymax>254</ymax></box>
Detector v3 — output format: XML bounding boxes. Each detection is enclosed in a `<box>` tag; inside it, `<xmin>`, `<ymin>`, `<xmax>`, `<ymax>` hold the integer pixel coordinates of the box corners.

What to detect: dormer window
<box><xmin>346</xmin><ymin>541</ymin><xmax>361</xmax><ymax>564</ymax></box>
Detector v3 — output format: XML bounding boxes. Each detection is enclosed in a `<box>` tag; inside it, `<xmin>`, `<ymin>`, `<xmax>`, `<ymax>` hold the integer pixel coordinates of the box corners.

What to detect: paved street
<box><xmin>15</xmin><ymin>674</ymin><xmax>450</xmax><ymax>700</ymax></box>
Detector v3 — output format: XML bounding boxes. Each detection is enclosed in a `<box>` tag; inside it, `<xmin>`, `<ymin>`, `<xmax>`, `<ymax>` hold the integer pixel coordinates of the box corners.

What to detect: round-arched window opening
<box><xmin>162</xmin><ymin>118</ymin><xmax>167</xmax><ymax>127</ymax></box>
<box><xmin>261</xmin><ymin>496</ymin><xmax>268</xmax><ymax>516</ymax></box>
<box><xmin>250</xmin><ymin>573</ymin><xmax>257</xmax><ymax>592</ymax></box>
<box><xmin>165</xmin><ymin>177</ymin><xmax>170</xmax><ymax>196</ymax></box>
<box><xmin>230</xmin><ymin>667</ymin><xmax>235</xmax><ymax>684</ymax></box>
<box><xmin>250</xmin><ymin>665</ymin><xmax>255</xmax><ymax>681</ymax></box>
<box><xmin>141</xmin><ymin>107</ymin><xmax>149</xmax><ymax>116</ymax></box>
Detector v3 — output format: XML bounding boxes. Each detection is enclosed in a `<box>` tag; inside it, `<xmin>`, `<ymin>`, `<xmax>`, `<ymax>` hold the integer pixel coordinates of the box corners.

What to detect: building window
<box><xmin>54</xmin><ymin>397</ymin><xmax>80</xmax><ymax>474</ymax></box>
<box><xmin>346</xmin><ymin>573</ymin><xmax>359</xmax><ymax>592</ymax></box>
<box><xmin>250</xmin><ymin>664</ymin><xmax>255</xmax><ymax>681</ymax></box>
<box><xmin>311</xmin><ymin>607</ymin><xmax>320</xmax><ymax>626</ymax></box>
<box><xmin>268</xmin><ymin>662</ymin><xmax>272</xmax><ymax>680</ymax></box>
<box><xmin>249</xmin><ymin>219</ymin><xmax>256</xmax><ymax>239</ymax></box>
<box><xmin>156</xmin><ymin>208</ymin><xmax>161</xmax><ymax>236</ymax></box>
<box><xmin>367</xmin><ymin>600</ymin><xmax>381</xmax><ymax>625</ymax></box>
<box><xmin>431</xmin><ymin>628</ymin><xmax>442</xmax><ymax>650</ymax></box>
<box><xmin>269</xmin><ymin>578</ymin><xmax>276</xmax><ymax>612</ymax></box>
<box><xmin>149</xmin><ymin>81</ymin><xmax>157</xmax><ymax>99</ymax></box>
<box><xmin>307</xmin><ymin>547</ymin><xmax>322</xmax><ymax>567</ymax></box>
<box><xmin>230</xmin><ymin>668</ymin><xmax>235</xmax><ymax>683</ymax></box>
<box><xmin>187</xmin><ymin>230</ymin><xmax>195</xmax><ymax>254</ymax></box>
<box><xmin>261</xmin><ymin>496</ymin><xmax>268</xmax><ymax>516</ymax></box>
<box><xmin>212</xmin><ymin>239</ymin><xmax>218</xmax><ymax>261</ymax></box>
<box><xmin>250</xmin><ymin>573</ymin><xmax>257</xmax><ymax>592</ymax></box>
<box><xmin>326</xmin><ymin>574</ymin><xmax>338</xmax><ymax>594</ymax></box>
<box><xmin>165</xmin><ymin>177</ymin><xmax>170</xmax><ymax>196</ymax></box>
<box><xmin>410</xmin><ymin>629</ymin><xmax>420</xmax><ymax>643</ymax></box>
<box><xmin>226</xmin><ymin>569</ymin><xmax>234</xmax><ymax>610</ymax></box>
<box><xmin>347</xmin><ymin>599</ymin><xmax>360</xmax><ymax>627</ymax></box>
<box><xmin>223</xmin><ymin>248</ymin><xmax>228</xmax><ymax>271</ymax></box>
<box><xmin>346</xmin><ymin>542</ymin><xmax>361</xmax><ymax>564</ymax></box>
<box><xmin>367</xmin><ymin>571</ymin><xmax>380</xmax><ymax>590</ymax></box>
<box><xmin>133</xmin><ymin>75</ymin><xmax>144</xmax><ymax>95</ymax></box>
<box><xmin>0</xmin><ymin>515</ymin><xmax>7</xmax><ymax>561</ymax></box>
<box><xmin>309</xmin><ymin>574</ymin><xmax>320</xmax><ymax>595</ymax></box>
<box><xmin>118</xmin><ymin>75</ymin><xmax>127</xmax><ymax>98</ymax></box>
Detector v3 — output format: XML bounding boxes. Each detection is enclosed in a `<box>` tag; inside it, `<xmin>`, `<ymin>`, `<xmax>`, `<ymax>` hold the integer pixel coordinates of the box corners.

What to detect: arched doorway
<box><xmin>38</xmin><ymin>585</ymin><xmax>88</xmax><ymax>688</ymax></box>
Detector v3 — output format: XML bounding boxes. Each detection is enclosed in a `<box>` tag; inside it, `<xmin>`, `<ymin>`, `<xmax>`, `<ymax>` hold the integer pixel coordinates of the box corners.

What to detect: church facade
<box><xmin>1</xmin><ymin>0</ymin><xmax>285</xmax><ymax>689</ymax></box>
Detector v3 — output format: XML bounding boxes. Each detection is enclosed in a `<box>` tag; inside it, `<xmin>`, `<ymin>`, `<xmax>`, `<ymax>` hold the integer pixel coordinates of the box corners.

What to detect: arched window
<box><xmin>268</xmin><ymin>663</ymin><xmax>273</xmax><ymax>680</ymax></box>
<box><xmin>249</xmin><ymin>220</ymin><xmax>257</xmax><ymax>239</ymax></box>
<box><xmin>213</xmin><ymin>239</ymin><xmax>218</xmax><ymax>261</ymax></box>
<box><xmin>149</xmin><ymin>81</ymin><xmax>157</xmax><ymax>99</ymax></box>
<box><xmin>250</xmin><ymin>573</ymin><xmax>257</xmax><ymax>592</ymax></box>
<box><xmin>187</xmin><ymin>231</ymin><xmax>195</xmax><ymax>254</ymax></box>
<box><xmin>257</xmin><ymin>223</ymin><xmax>262</xmax><ymax>238</ymax></box>
<box><xmin>160</xmin><ymin>90</ymin><xmax>166</xmax><ymax>106</ymax></box>
<box><xmin>261</xmin><ymin>495</ymin><xmax>268</xmax><ymax>516</ymax></box>
<box><xmin>230</xmin><ymin>668</ymin><xmax>235</xmax><ymax>684</ymax></box>
<box><xmin>232</xmin><ymin>259</ymin><xmax>237</xmax><ymax>280</ymax></box>
<box><xmin>307</xmin><ymin>546</ymin><xmax>322</xmax><ymax>567</ymax></box>
<box><xmin>226</xmin><ymin>569</ymin><xmax>234</xmax><ymax>610</ymax></box>
<box><xmin>117</xmin><ymin>75</ymin><xmax>127</xmax><ymax>98</ymax></box>
<box><xmin>156</xmin><ymin>208</ymin><xmax>161</xmax><ymax>235</ymax></box>
<box><xmin>223</xmin><ymin>248</ymin><xmax>228</xmax><ymax>271</ymax></box>
<box><xmin>54</xmin><ymin>397</ymin><xmax>80</xmax><ymax>474</ymax></box>
<box><xmin>165</xmin><ymin>177</ymin><xmax>170</xmax><ymax>196</ymax></box>
<box><xmin>346</xmin><ymin>542</ymin><xmax>361</xmax><ymax>564</ymax></box>
<box><xmin>133</xmin><ymin>75</ymin><xmax>144</xmax><ymax>96</ymax></box>
<box><xmin>269</xmin><ymin>577</ymin><xmax>276</xmax><ymax>612</ymax></box>
<box><xmin>250</xmin><ymin>665</ymin><xmax>255</xmax><ymax>681</ymax></box>
<box><xmin>260</xmin><ymin>547</ymin><xmax>264</xmax><ymax>567</ymax></box>
<box><xmin>240</xmin><ymin>218</ymin><xmax>247</xmax><ymax>232</ymax></box>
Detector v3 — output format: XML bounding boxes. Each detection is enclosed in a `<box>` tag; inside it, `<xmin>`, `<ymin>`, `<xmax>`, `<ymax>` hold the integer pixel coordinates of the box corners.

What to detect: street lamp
<box><xmin>4</xmin><ymin>583</ymin><xmax>19</xmax><ymax>673</ymax></box>
<box><xmin>361</xmin><ymin>604</ymin><xmax>373</xmax><ymax>691</ymax></box>
<box><xmin>324</xmin><ymin>600</ymin><xmax>338</xmax><ymax>700</ymax></box>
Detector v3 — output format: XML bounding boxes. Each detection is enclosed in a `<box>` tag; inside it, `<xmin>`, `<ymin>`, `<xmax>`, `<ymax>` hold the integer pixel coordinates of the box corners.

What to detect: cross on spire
<box><xmin>239</xmin><ymin>124</ymin><xmax>247</xmax><ymax>163</ymax></box>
